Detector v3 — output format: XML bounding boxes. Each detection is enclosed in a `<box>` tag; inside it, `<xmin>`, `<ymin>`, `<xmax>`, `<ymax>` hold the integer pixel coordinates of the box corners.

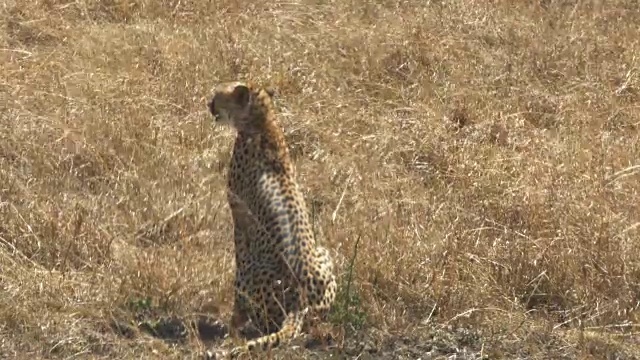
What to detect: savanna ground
<box><xmin>1</xmin><ymin>1</ymin><xmax>639</xmax><ymax>359</ymax></box>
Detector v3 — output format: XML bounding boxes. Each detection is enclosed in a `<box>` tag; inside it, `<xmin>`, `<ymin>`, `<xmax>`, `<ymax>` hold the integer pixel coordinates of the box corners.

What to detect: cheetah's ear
<box><xmin>264</xmin><ymin>86</ymin><xmax>276</xmax><ymax>98</ymax></box>
<box><xmin>231</xmin><ymin>84</ymin><xmax>251</xmax><ymax>107</ymax></box>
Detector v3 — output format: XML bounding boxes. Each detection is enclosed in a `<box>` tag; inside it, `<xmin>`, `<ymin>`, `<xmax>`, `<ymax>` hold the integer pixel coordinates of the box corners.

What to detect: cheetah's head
<box><xmin>208</xmin><ymin>81</ymin><xmax>275</xmax><ymax>130</ymax></box>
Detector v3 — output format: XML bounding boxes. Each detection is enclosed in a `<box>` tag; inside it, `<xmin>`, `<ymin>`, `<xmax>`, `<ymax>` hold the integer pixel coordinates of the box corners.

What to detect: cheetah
<box><xmin>207</xmin><ymin>81</ymin><xmax>337</xmax><ymax>356</ymax></box>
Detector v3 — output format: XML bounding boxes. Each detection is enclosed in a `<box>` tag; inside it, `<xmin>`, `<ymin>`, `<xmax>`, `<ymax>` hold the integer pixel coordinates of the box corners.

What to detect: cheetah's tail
<box><xmin>229</xmin><ymin>308</ymin><xmax>308</xmax><ymax>357</ymax></box>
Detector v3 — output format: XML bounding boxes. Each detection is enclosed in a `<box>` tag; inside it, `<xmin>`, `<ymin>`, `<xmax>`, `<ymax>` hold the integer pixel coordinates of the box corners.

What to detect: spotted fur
<box><xmin>207</xmin><ymin>81</ymin><xmax>337</xmax><ymax>356</ymax></box>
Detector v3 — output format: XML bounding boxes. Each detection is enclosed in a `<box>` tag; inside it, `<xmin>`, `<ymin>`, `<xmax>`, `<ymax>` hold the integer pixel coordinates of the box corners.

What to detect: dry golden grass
<box><xmin>1</xmin><ymin>0</ymin><xmax>640</xmax><ymax>359</ymax></box>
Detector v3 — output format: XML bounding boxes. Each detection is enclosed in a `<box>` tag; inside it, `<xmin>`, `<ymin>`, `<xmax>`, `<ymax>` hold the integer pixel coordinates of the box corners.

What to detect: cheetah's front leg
<box><xmin>229</xmin><ymin>281</ymin><xmax>250</xmax><ymax>340</ymax></box>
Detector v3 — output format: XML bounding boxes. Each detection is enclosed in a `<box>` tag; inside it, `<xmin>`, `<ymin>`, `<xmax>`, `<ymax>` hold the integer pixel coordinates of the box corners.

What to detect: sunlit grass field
<box><xmin>1</xmin><ymin>1</ymin><xmax>639</xmax><ymax>358</ymax></box>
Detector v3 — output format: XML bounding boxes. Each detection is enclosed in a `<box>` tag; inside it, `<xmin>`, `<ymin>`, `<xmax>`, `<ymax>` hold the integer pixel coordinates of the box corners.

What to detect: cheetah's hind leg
<box><xmin>229</xmin><ymin>307</ymin><xmax>308</xmax><ymax>358</ymax></box>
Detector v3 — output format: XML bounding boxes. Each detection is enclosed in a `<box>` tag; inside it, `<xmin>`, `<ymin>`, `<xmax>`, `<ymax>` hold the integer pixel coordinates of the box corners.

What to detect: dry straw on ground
<box><xmin>1</xmin><ymin>1</ymin><xmax>639</xmax><ymax>359</ymax></box>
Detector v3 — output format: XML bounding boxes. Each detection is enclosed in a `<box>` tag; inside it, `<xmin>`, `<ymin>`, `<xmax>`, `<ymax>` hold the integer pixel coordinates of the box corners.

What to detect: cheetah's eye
<box><xmin>208</xmin><ymin>98</ymin><xmax>219</xmax><ymax>118</ymax></box>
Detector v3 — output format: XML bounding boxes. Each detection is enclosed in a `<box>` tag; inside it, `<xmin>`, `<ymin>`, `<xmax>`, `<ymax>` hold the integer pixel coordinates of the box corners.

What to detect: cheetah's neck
<box><xmin>237</xmin><ymin>102</ymin><xmax>294</xmax><ymax>175</ymax></box>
